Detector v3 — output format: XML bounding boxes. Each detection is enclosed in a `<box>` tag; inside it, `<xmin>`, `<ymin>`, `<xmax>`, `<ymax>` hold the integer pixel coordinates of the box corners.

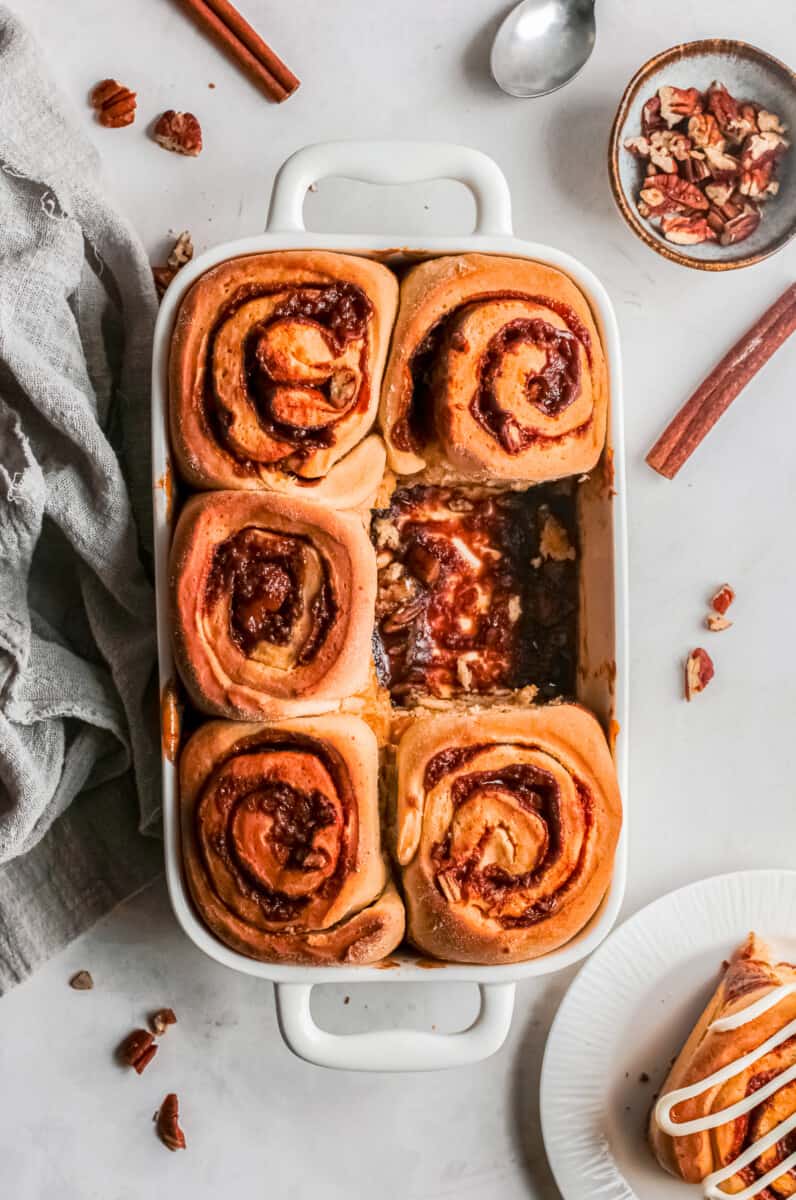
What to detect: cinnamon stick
<box><xmin>177</xmin><ymin>0</ymin><xmax>299</xmax><ymax>102</ymax></box>
<box><xmin>647</xmin><ymin>283</ymin><xmax>796</xmax><ymax>479</ymax></box>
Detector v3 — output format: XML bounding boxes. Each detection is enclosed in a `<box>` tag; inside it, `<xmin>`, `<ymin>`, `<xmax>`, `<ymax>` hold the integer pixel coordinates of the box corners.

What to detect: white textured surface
<box><xmin>542</xmin><ymin>871</ymin><xmax>796</xmax><ymax>1200</ymax></box>
<box><xmin>2</xmin><ymin>0</ymin><xmax>796</xmax><ymax>1197</ymax></box>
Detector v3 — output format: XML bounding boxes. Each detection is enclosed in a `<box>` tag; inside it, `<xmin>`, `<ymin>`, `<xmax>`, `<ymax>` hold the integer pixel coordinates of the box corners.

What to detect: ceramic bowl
<box><xmin>609</xmin><ymin>40</ymin><xmax>796</xmax><ymax>270</ymax></box>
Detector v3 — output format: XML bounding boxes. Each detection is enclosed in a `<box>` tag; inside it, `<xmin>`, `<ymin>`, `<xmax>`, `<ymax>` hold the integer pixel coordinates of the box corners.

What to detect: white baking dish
<box><xmin>151</xmin><ymin>141</ymin><xmax>628</xmax><ymax>1072</ymax></box>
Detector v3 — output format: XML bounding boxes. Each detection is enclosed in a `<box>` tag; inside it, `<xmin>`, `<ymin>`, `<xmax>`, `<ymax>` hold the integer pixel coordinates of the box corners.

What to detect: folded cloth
<box><xmin>0</xmin><ymin>6</ymin><xmax>162</xmax><ymax>992</ymax></box>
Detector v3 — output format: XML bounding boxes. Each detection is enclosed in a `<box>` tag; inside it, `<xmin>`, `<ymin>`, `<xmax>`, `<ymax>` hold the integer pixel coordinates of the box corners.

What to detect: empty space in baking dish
<box><xmin>152</xmin><ymin>234</ymin><xmax>626</xmax><ymax>984</ymax></box>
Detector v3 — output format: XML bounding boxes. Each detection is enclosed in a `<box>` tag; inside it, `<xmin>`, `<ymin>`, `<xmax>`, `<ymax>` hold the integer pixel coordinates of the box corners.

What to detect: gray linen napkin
<box><xmin>0</xmin><ymin>6</ymin><xmax>162</xmax><ymax>991</ymax></box>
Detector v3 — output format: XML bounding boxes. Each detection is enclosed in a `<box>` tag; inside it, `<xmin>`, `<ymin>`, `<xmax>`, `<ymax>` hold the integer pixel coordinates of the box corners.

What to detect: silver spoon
<box><xmin>490</xmin><ymin>0</ymin><xmax>596</xmax><ymax>99</ymax></box>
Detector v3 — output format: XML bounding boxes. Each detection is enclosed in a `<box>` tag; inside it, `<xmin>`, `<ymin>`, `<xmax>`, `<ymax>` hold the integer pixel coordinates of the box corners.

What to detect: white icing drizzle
<box><xmin>655</xmin><ymin>982</ymin><xmax>796</xmax><ymax>1200</ymax></box>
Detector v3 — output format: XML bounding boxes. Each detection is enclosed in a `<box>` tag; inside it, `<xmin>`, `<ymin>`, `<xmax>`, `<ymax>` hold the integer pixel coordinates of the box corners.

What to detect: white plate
<box><xmin>540</xmin><ymin>869</ymin><xmax>796</xmax><ymax>1199</ymax></box>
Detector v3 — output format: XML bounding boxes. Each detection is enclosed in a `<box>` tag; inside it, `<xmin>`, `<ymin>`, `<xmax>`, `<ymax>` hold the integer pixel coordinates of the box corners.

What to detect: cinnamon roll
<box><xmin>170</xmin><ymin>491</ymin><xmax>376</xmax><ymax>719</ymax></box>
<box><xmin>380</xmin><ymin>254</ymin><xmax>607</xmax><ymax>483</ymax></box>
<box><xmin>394</xmin><ymin>706</ymin><xmax>621</xmax><ymax>964</ymax></box>
<box><xmin>651</xmin><ymin>935</ymin><xmax>796</xmax><ymax>1198</ymax></box>
<box><xmin>180</xmin><ymin>716</ymin><xmax>405</xmax><ymax>965</ymax></box>
<box><xmin>170</xmin><ymin>251</ymin><xmax>397</xmax><ymax>508</ymax></box>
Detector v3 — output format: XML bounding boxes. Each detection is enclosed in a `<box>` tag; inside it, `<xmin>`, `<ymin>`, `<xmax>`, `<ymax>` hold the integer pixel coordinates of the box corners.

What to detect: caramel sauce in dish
<box><xmin>372</xmin><ymin>484</ymin><xmax>578</xmax><ymax>703</ymax></box>
<box><xmin>655</xmin><ymin>983</ymin><xmax>796</xmax><ymax>1199</ymax></box>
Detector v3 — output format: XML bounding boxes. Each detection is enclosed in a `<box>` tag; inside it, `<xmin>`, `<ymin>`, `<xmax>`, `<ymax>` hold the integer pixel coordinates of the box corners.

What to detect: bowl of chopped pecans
<box><xmin>609</xmin><ymin>40</ymin><xmax>796</xmax><ymax>270</ymax></box>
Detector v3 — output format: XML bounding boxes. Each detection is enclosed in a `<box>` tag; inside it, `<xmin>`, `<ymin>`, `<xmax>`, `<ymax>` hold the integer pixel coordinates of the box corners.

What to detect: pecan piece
<box><xmin>69</xmin><ymin>970</ymin><xmax>94</xmax><ymax>990</ymax></box>
<box><xmin>641</xmin><ymin>94</ymin><xmax>666</xmax><ymax>136</ymax></box>
<box><xmin>150</xmin><ymin>1008</ymin><xmax>178</xmax><ymax>1036</ymax></box>
<box><xmin>688</xmin><ymin>112</ymin><xmax>725</xmax><ymax>151</ymax></box>
<box><xmin>658</xmin><ymin>85</ymin><xmax>702</xmax><ymax>127</ymax></box>
<box><xmin>709</xmin><ymin>584</ymin><xmax>735</xmax><ymax>614</ymax></box>
<box><xmin>704</xmin><ymin>180</ymin><xmax>735</xmax><ymax>207</ymax></box>
<box><xmin>648</xmin><ymin>130</ymin><xmax>692</xmax><ymax>173</ymax></box>
<box><xmin>624</xmin><ymin>135</ymin><xmax>651</xmax><ymax>158</ymax></box>
<box><xmin>381</xmin><ymin>596</ymin><xmax>425</xmax><ymax>633</ymax></box>
<box><xmin>152</xmin><ymin>230</ymin><xmax>195</xmax><ymax>299</ymax></box>
<box><xmin>706</xmin><ymin>613</ymin><xmax>732</xmax><ymax>632</ymax></box>
<box><xmin>758</xmin><ymin>109</ymin><xmax>786</xmax><ymax>135</ymax></box>
<box><xmin>156</xmin><ymin>1094</ymin><xmax>186</xmax><ymax>1152</ymax></box>
<box><xmin>685</xmin><ymin>648</ymin><xmax>715</xmax><ymax>700</ymax></box>
<box><xmin>90</xmin><ymin>79</ymin><xmax>136</xmax><ymax>128</ymax></box>
<box><xmin>119</xmin><ymin>1029</ymin><xmax>158</xmax><ymax>1074</ymax></box>
<box><xmin>720</xmin><ymin>207</ymin><xmax>760</xmax><ymax>245</ymax></box>
<box><xmin>153</xmin><ymin>110</ymin><xmax>203</xmax><ymax>156</ymax></box>
<box><xmin>639</xmin><ymin>173</ymin><xmax>709</xmax><ymax>215</ymax></box>
<box><xmin>707</xmin><ymin>83</ymin><xmax>758</xmax><ymax>143</ymax></box>
<box><xmin>703</xmin><ymin>143</ymin><xmax>741</xmax><ymax>180</ymax></box>
<box><xmin>661</xmin><ymin>214</ymin><xmax>716</xmax><ymax>245</ymax></box>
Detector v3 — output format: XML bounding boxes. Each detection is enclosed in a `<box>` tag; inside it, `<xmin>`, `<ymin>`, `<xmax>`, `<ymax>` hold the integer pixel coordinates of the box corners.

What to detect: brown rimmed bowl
<box><xmin>609</xmin><ymin>39</ymin><xmax>796</xmax><ymax>270</ymax></box>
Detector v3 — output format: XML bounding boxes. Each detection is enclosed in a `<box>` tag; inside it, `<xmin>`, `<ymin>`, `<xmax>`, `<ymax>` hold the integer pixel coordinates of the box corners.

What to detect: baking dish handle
<box><xmin>267</xmin><ymin>140</ymin><xmax>514</xmax><ymax>236</ymax></box>
<box><xmin>273</xmin><ymin>980</ymin><xmax>515</xmax><ymax>1071</ymax></box>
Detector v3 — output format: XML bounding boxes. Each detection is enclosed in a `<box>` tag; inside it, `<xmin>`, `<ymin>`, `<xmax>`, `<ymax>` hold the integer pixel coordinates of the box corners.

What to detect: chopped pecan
<box><xmin>168</xmin><ymin>231</ymin><xmax>194</xmax><ymax>269</ymax></box>
<box><xmin>119</xmin><ymin>1029</ymin><xmax>158</xmax><ymax>1074</ymax></box>
<box><xmin>704</xmin><ymin>180</ymin><xmax>735</xmax><ymax>207</ymax></box>
<box><xmin>681</xmin><ymin>153</ymin><xmax>711</xmax><ymax>184</ymax></box>
<box><xmin>720</xmin><ymin>207</ymin><xmax>760</xmax><ymax>245</ymax></box>
<box><xmin>658</xmin><ymin>85</ymin><xmax>702</xmax><ymax>127</ymax></box>
<box><xmin>707</xmin><ymin>82</ymin><xmax>755</xmax><ymax>143</ymax></box>
<box><xmin>641</xmin><ymin>94</ymin><xmax>665</xmax><ymax>136</ymax></box>
<box><xmin>150</xmin><ymin>1008</ymin><xmax>178</xmax><ymax>1036</ymax></box>
<box><xmin>688</xmin><ymin>112</ymin><xmax>725</xmax><ymax>150</ymax></box>
<box><xmin>90</xmin><ymin>79</ymin><xmax>136</xmax><ymax>128</ymax></box>
<box><xmin>648</xmin><ymin>129</ymin><xmax>692</xmax><ymax>173</ymax></box>
<box><xmin>685</xmin><ymin>648</ymin><xmax>715</xmax><ymax>700</ymax></box>
<box><xmin>624</xmin><ymin>135</ymin><xmax>651</xmax><ymax>158</ymax></box>
<box><xmin>741</xmin><ymin>129</ymin><xmax>789</xmax><ymax>167</ymax></box>
<box><xmin>153</xmin><ymin>110</ymin><xmax>203</xmax><ymax>156</ymax></box>
<box><xmin>661</xmin><ymin>214</ymin><xmax>716</xmax><ymax>245</ymax></box>
<box><xmin>703</xmin><ymin>143</ymin><xmax>741</xmax><ymax>180</ymax></box>
<box><xmin>538</xmin><ymin>510</ymin><xmax>575</xmax><ymax>561</ymax></box>
<box><xmin>157</xmin><ymin>1094</ymin><xmax>186</xmax><ymax>1152</ymax></box>
<box><xmin>381</xmin><ymin>596</ymin><xmax>425</xmax><ymax>633</ymax></box>
<box><xmin>739</xmin><ymin>164</ymin><xmax>773</xmax><ymax>198</ymax></box>
<box><xmin>709</xmin><ymin>584</ymin><xmax>735</xmax><ymax>614</ymax></box>
<box><xmin>706</xmin><ymin>613</ymin><xmax>732</xmax><ymax>632</ymax></box>
<box><xmin>639</xmin><ymin>173</ymin><xmax>709</xmax><ymax>215</ymax></box>
<box><xmin>69</xmin><ymin>970</ymin><xmax>94</xmax><ymax>990</ymax></box>
<box><xmin>758</xmin><ymin>109</ymin><xmax>786</xmax><ymax>135</ymax></box>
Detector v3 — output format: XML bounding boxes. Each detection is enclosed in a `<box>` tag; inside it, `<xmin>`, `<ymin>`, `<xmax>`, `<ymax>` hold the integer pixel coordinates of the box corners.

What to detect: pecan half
<box><xmin>90</xmin><ymin>79</ymin><xmax>136</xmax><ymax>128</ymax></box>
<box><xmin>661</xmin><ymin>214</ymin><xmax>716</xmax><ymax>245</ymax></box>
<box><xmin>639</xmin><ymin>173</ymin><xmax>709</xmax><ymax>216</ymax></box>
<box><xmin>153</xmin><ymin>110</ymin><xmax>203</xmax><ymax>156</ymax></box>
<box><xmin>659</xmin><ymin>85</ymin><xmax>702</xmax><ymax>127</ymax></box>
<box><xmin>119</xmin><ymin>1029</ymin><xmax>158</xmax><ymax>1074</ymax></box>
<box><xmin>707</xmin><ymin>82</ymin><xmax>755</xmax><ymax>143</ymax></box>
<box><xmin>150</xmin><ymin>1008</ymin><xmax>178</xmax><ymax>1036</ymax></box>
<box><xmin>156</xmin><ymin>1094</ymin><xmax>186</xmax><ymax>1152</ymax></box>
<box><xmin>709</xmin><ymin>584</ymin><xmax>735</xmax><ymax>614</ymax></box>
<box><xmin>685</xmin><ymin>648</ymin><xmax>715</xmax><ymax>700</ymax></box>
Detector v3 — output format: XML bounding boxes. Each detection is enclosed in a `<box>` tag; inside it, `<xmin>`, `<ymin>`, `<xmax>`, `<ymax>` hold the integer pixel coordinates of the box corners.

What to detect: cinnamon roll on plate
<box><xmin>180</xmin><ymin>715</ymin><xmax>404</xmax><ymax>965</ymax></box>
<box><xmin>170</xmin><ymin>251</ymin><xmax>397</xmax><ymax>508</ymax></box>
<box><xmin>394</xmin><ymin>704</ymin><xmax>622</xmax><ymax>964</ymax></box>
<box><xmin>651</xmin><ymin>934</ymin><xmax>796</xmax><ymax>1199</ymax></box>
<box><xmin>380</xmin><ymin>254</ymin><xmax>608</xmax><ymax>484</ymax></box>
<box><xmin>170</xmin><ymin>491</ymin><xmax>376</xmax><ymax>719</ymax></box>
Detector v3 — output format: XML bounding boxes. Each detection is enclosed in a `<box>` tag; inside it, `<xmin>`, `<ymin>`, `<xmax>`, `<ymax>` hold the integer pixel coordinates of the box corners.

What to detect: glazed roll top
<box><xmin>170</xmin><ymin>491</ymin><xmax>376</xmax><ymax>719</ymax></box>
<box><xmin>180</xmin><ymin>717</ymin><xmax>405</xmax><ymax>964</ymax></box>
<box><xmin>170</xmin><ymin>251</ymin><xmax>397</xmax><ymax>508</ymax></box>
<box><xmin>395</xmin><ymin>706</ymin><xmax>622</xmax><ymax>964</ymax></box>
<box><xmin>380</xmin><ymin>254</ymin><xmax>608</xmax><ymax>483</ymax></box>
<box><xmin>651</xmin><ymin>934</ymin><xmax>796</xmax><ymax>1197</ymax></box>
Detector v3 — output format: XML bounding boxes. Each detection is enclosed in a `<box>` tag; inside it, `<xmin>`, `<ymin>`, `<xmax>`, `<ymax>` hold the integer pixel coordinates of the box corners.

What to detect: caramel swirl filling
<box><xmin>394</xmin><ymin>291</ymin><xmax>593</xmax><ymax>455</ymax></box>
<box><xmin>206</xmin><ymin>282</ymin><xmax>373</xmax><ymax>475</ymax></box>
<box><xmin>196</xmin><ymin>733</ymin><xmax>357</xmax><ymax>928</ymax></box>
<box><xmin>423</xmin><ymin>743</ymin><xmax>593</xmax><ymax>929</ymax></box>
<box><xmin>205</xmin><ymin>526</ymin><xmax>336</xmax><ymax>667</ymax></box>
